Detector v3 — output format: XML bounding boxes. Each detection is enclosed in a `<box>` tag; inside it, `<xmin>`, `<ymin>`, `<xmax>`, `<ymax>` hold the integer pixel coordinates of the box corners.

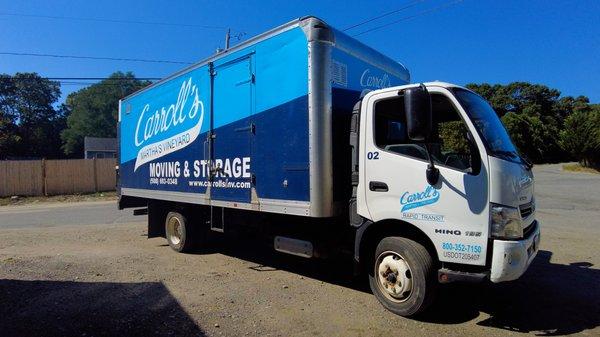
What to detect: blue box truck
<box><xmin>119</xmin><ymin>17</ymin><xmax>541</xmax><ymax>316</ymax></box>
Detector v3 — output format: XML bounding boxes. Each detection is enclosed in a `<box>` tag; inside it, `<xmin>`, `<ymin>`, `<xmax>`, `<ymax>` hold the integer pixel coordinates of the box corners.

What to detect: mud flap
<box><xmin>148</xmin><ymin>202</ymin><xmax>168</xmax><ymax>238</ymax></box>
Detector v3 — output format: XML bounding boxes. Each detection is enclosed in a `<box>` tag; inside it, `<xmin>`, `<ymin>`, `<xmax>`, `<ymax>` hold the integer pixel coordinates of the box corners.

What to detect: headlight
<box><xmin>491</xmin><ymin>203</ymin><xmax>523</xmax><ymax>239</ymax></box>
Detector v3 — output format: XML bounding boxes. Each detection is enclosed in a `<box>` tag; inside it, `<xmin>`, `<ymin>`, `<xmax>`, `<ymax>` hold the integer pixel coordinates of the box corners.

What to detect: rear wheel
<box><xmin>165</xmin><ymin>211</ymin><xmax>202</xmax><ymax>253</ymax></box>
<box><xmin>369</xmin><ymin>237</ymin><xmax>436</xmax><ymax>316</ymax></box>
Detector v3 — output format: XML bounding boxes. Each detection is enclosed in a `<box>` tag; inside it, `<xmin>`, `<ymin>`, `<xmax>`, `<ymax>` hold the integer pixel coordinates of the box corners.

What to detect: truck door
<box><xmin>361</xmin><ymin>86</ymin><xmax>490</xmax><ymax>266</ymax></box>
<box><xmin>210</xmin><ymin>55</ymin><xmax>254</xmax><ymax>205</ymax></box>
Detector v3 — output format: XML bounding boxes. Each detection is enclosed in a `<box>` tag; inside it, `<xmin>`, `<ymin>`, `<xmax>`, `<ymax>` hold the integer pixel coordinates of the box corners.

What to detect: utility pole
<box><xmin>225</xmin><ymin>28</ymin><xmax>231</xmax><ymax>50</ymax></box>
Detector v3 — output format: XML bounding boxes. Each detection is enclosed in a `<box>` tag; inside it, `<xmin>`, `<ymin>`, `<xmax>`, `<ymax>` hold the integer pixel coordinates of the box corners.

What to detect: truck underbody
<box><xmin>120</xmin><ymin>193</ymin><xmax>495</xmax><ymax>279</ymax></box>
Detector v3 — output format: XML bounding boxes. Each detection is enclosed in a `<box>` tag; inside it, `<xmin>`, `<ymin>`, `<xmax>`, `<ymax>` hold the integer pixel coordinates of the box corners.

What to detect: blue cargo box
<box><xmin>118</xmin><ymin>16</ymin><xmax>409</xmax><ymax>217</ymax></box>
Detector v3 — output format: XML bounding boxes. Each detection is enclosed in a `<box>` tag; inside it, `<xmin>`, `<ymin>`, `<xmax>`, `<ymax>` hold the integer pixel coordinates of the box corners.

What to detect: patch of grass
<box><xmin>0</xmin><ymin>191</ymin><xmax>117</xmax><ymax>207</ymax></box>
<box><xmin>562</xmin><ymin>163</ymin><xmax>600</xmax><ymax>174</ymax></box>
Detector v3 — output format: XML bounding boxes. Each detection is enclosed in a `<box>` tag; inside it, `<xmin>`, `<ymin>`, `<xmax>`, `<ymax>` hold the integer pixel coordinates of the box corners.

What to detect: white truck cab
<box><xmin>353</xmin><ymin>82</ymin><xmax>540</xmax><ymax>315</ymax></box>
<box><xmin>118</xmin><ymin>17</ymin><xmax>541</xmax><ymax>318</ymax></box>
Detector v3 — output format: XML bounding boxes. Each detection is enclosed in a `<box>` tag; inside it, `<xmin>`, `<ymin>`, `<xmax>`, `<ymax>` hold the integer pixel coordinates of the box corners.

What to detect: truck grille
<box><xmin>519</xmin><ymin>200</ymin><xmax>535</xmax><ymax>219</ymax></box>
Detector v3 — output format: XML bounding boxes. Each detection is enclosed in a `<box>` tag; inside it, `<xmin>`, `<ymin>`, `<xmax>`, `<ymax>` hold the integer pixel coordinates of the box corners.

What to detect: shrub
<box><xmin>559</xmin><ymin>110</ymin><xmax>600</xmax><ymax>168</ymax></box>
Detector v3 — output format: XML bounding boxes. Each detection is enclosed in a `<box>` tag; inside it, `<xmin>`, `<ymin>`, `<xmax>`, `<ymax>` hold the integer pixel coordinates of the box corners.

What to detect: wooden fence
<box><xmin>0</xmin><ymin>158</ymin><xmax>117</xmax><ymax>197</ymax></box>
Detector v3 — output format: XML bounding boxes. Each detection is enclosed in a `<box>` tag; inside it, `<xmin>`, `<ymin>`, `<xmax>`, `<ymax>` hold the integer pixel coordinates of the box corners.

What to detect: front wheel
<box><xmin>369</xmin><ymin>237</ymin><xmax>437</xmax><ymax>316</ymax></box>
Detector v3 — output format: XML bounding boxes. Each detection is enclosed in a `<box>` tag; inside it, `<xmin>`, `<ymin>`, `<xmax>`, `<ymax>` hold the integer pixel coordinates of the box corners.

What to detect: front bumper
<box><xmin>490</xmin><ymin>220</ymin><xmax>541</xmax><ymax>283</ymax></box>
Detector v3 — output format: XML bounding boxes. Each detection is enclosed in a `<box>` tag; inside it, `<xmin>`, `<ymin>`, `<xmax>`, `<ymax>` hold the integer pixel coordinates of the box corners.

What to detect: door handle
<box><xmin>234</xmin><ymin>123</ymin><xmax>255</xmax><ymax>134</ymax></box>
<box><xmin>369</xmin><ymin>181</ymin><xmax>388</xmax><ymax>192</ymax></box>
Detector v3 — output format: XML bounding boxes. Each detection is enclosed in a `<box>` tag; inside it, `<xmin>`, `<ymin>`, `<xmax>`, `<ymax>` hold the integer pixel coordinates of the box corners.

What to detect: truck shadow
<box><xmin>0</xmin><ymin>279</ymin><xmax>205</xmax><ymax>337</ymax></box>
<box><xmin>423</xmin><ymin>250</ymin><xmax>600</xmax><ymax>335</ymax></box>
<box><xmin>206</xmin><ymin>238</ymin><xmax>599</xmax><ymax>335</ymax></box>
<box><xmin>204</xmin><ymin>234</ymin><xmax>368</xmax><ymax>291</ymax></box>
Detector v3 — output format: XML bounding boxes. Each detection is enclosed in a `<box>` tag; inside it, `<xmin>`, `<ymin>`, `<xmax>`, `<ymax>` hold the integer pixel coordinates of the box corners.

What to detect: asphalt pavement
<box><xmin>0</xmin><ymin>200</ymin><xmax>143</xmax><ymax>229</ymax></box>
<box><xmin>0</xmin><ymin>163</ymin><xmax>598</xmax><ymax>336</ymax></box>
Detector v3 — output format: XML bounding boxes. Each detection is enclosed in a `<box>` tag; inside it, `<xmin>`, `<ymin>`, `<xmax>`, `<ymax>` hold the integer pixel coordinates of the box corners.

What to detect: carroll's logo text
<box><xmin>133</xmin><ymin>77</ymin><xmax>205</xmax><ymax>171</ymax></box>
<box><xmin>360</xmin><ymin>69</ymin><xmax>391</xmax><ymax>89</ymax></box>
<box><xmin>400</xmin><ymin>186</ymin><xmax>440</xmax><ymax>211</ymax></box>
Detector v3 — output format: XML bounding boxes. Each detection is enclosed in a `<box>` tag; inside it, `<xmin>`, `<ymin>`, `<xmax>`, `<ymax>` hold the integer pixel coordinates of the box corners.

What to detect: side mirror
<box><xmin>404</xmin><ymin>85</ymin><xmax>432</xmax><ymax>142</ymax></box>
<box><xmin>404</xmin><ymin>85</ymin><xmax>438</xmax><ymax>185</ymax></box>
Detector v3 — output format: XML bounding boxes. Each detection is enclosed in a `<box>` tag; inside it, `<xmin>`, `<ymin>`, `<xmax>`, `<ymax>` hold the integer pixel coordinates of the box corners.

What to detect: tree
<box><xmin>438</xmin><ymin>121</ymin><xmax>469</xmax><ymax>154</ymax></box>
<box><xmin>555</xmin><ymin>95</ymin><xmax>590</xmax><ymax>121</ymax></box>
<box><xmin>465</xmin><ymin>82</ymin><xmax>592</xmax><ymax>163</ymax></box>
<box><xmin>500</xmin><ymin>113</ymin><xmax>549</xmax><ymax>163</ymax></box>
<box><xmin>467</xmin><ymin>82</ymin><xmax>562</xmax><ymax>120</ymax></box>
<box><xmin>0</xmin><ymin>75</ymin><xmax>19</xmax><ymax>157</ymax></box>
<box><xmin>0</xmin><ymin>73</ymin><xmax>63</xmax><ymax>159</ymax></box>
<box><xmin>61</xmin><ymin>72</ymin><xmax>151</xmax><ymax>156</ymax></box>
<box><xmin>559</xmin><ymin>109</ymin><xmax>600</xmax><ymax>168</ymax></box>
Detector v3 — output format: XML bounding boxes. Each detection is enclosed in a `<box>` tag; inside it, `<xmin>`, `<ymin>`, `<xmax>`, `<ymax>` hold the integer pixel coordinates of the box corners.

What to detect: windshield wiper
<box><xmin>520</xmin><ymin>154</ymin><xmax>534</xmax><ymax>170</ymax></box>
<box><xmin>494</xmin><ymin>150</ymin><xmax>533</xmax><ymax>170</ymax></box>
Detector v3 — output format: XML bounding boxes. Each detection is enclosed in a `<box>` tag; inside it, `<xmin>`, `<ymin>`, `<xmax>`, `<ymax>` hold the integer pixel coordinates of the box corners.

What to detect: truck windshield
<box><xmin>452</xmin><ymin>88</ymin><xmax>522</xmax><ymax>163</ymax></box>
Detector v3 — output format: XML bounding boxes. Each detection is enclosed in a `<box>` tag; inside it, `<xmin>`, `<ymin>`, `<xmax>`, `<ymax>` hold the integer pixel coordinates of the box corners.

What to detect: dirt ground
<box><xmin>1</xmin><ymin>164</ymin><xmax>599</xmax><ymax>336</ymax></box>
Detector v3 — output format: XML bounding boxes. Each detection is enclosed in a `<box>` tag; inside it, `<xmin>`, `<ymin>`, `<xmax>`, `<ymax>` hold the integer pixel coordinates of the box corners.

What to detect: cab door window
<box><xmin>373</xmin><ymin>93</ymin><xmax>478</xmax><ymax>173</ymax></box>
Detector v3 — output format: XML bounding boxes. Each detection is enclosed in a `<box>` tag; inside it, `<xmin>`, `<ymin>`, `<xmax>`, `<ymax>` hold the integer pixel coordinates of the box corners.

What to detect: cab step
<box><xmin>274</xmin><ymin>236</ymin><xmax>313</xmax><ymax>258</ymax></box>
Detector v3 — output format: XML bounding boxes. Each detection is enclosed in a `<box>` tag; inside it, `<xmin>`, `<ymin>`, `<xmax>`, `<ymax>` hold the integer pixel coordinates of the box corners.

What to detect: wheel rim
<box><xmin>167</xmin><ymin>216</ymin><xmax>182</xmax><ymax>246</ymax></box>
<box><xmin>375</xmin><ymin>251</ymin><xmax>413</xmax><ymax>303</ymax></box>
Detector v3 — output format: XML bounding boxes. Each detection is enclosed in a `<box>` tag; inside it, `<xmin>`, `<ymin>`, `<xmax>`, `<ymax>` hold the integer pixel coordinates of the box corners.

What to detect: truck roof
<box><xmin>423</xmin><ymin>81</ymin><xmax>464</xmax><ymax>89</ymax></box>
<box><xmin>377</xmin><ymin>81</ymin><xmax>468</xmax><ymax>91</ymax></box>
<box><xmin>361</xmin><ymin>81</ymin><xmax>473</xmax><ymax>102</ymax></box>
<box><xmin>122</xmin><ymin>16</ymin><xmax>410</xmax><ymax>101</ymax></box>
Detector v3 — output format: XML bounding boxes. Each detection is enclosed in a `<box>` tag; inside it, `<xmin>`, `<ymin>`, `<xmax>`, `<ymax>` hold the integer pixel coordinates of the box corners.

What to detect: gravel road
<box><xmin>0</xmin><ymin>164</ymin><xmax>598</xmax><ymax>336</ymax></box>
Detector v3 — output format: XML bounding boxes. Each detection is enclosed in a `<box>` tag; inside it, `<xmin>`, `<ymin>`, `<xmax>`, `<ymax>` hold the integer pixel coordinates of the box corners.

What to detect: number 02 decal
<box><xmin>367</xmin><ymin>151</ymin><xmax>379</xmax><ymax>160</ymax></box>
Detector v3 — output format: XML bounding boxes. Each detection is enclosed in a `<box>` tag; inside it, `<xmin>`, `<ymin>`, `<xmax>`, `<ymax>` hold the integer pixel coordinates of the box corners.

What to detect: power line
<box><xmin>52</xmin><ymin>78</ymin><xmax>159</xmax><ymax>86</ymax></box>
<box><xmin>3</xmin><ymin>77</ymin><xmax>161</xmax><ymax>86</ymax></box>
<box><xmin>7</xmin><ymin>77</ymin><xmax>160</xmax><ymax>80</ymax></box>
<box><xmin>58</xmin><ymin>82</ymin><xmax>151</xmax><ymax>86</ymax></box>
<box><xmin>352</xmin><ymin>0</ymin><xmax>464</xmax><ymax>37</ymax></box>
<box><xmin>342</xmin><ymin>0</ymin><xmax>426</xmax><ymax>31</ymax></box>
<box><xmin>0</xmin><ymin>12</ymin><xmax>227</xmax><ymax>30</ymax></box>
<box><xmin>51</xmin><ymin>77</ymin><xmax>160</xmax><ymax>80</ymax></box>
<box><xmin>58</xmin><ymin>82</ymin><xmax>113</xmax><ymax>85</ymax></box>
<box><xmin>0</xmin><ymin>52</ymin><xmax>192</xmax><ymax>65</ymax></box>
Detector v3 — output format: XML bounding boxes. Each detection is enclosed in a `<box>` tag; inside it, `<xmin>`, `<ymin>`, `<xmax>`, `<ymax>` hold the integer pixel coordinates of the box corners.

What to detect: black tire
<box><xmin>368</xmin><ymin>237</ymin><xmax>436</xmax><ymax>316</ymax></box>
<box><xmin>165</xmin><ymin>211</ymin><xmax>202</xmax><ymax>253</ymax></box>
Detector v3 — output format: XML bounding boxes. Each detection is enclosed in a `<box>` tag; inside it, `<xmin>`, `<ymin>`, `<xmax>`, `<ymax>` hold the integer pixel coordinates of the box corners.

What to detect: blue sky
<box><xmin>1</xmin><ymin>0</ymin><xmax>599</xmax><ymax>103</ymax></box>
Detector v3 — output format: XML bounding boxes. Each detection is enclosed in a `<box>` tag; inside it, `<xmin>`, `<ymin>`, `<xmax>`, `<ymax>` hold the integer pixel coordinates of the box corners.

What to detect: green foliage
<box><xmin>501</xmin><ymin>113</ymin><xmax>545</xmax><ymax>163</ymax></box>
<box><xmin>0</xmin><ymin>79</ymin><xmax>20</xmax><ymax>156</ymax></box>
<box><xmin>61</xmin><ymin>72</ymin><xmax>150</xmax><ymax>156</ymax></box>
<box><xmin>559</xmin><ymin>109</ymin><xmax>600</xmax><ymax>168</ymax></box>
<box><xmin>0</xmin><ymin>73</ymin><xmax>63</xmax><ymax>158</ymax></box>
<box><xmin>466</xmin><ymin>82</ymin><xmax>562</xmax><ymax>120</ymax></box>
<box><xmin>465</xmin><ymin>81</ymin><xmax>591</xmax><ymax>163</ymax></box>
<box><xmin>438</xmin><ymin>121</ymin><xmax>469</xmax><ymax>154</ymax></box>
